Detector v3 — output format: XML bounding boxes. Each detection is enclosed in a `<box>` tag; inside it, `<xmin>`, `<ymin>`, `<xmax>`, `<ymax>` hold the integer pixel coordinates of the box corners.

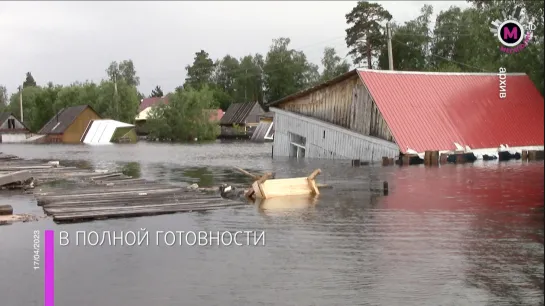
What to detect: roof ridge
<box><xmin>61</xmin><ymin>105</ymin><xmax>95</xmax><ymax>133</ymax></box>
<box><xmin>356</xmin><ymin>68</ymin><xmax>528</xmax><ymax>76</ymax></box>
<box><xmin>39</xmin><ymin>107</ymin><xmax>66</xmax><ymax>133</ymax></box>
<box><xmin>38</xmin><ymin>104</ymin><xmax>96</xmax><ymax>135</ymax></box>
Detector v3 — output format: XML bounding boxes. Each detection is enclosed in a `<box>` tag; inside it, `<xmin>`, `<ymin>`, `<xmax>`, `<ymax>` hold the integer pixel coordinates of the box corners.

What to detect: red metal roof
<box><xmin>357</xmin><ymin>70</ymin><xmax>544</xmax><ymax>153</ymax></box>
<box><xmin>139</xmin><ymin>97</ymin><xmax>168</xmax><ymax>112</ymax></box>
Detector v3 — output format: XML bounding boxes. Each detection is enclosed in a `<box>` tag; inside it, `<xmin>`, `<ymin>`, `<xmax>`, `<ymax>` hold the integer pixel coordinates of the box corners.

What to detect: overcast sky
<box><xmin>0</xmin><ymin>1</ymin><xmax>470</xmax><ymax>96</ymax></box>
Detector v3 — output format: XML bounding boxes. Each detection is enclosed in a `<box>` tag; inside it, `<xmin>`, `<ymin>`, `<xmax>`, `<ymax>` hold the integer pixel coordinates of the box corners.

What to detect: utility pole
<box><xmin>114</xmin><ymin>72</ymin><xmax>119</xmax><ymax>118</ymax></box>
<box><xmin>386</xmin><ymin>22</ymin><xmax>394</xmax><ymax>71</ymax></box>
<box><xmin>19</xmin><ymin>85</ymin><xmax>23</xmax><ymax>122</ymax></box>
<box><xmin>114</xmin><ymin>73</ymin><xmax>118</xmax><ymax>95</ymax></box>
<box><xmin>244</xmin><ymin>69</ymin><xmax>248</xmax><ymax>102</ymax></box>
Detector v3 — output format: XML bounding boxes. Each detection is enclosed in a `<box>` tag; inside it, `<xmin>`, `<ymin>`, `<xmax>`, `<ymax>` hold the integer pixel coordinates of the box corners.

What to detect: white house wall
<box><xmin>135</xmin><ymin>107</ymin><xmax>152</xmax><ymax>121</ymax></box>
<box><xmin>0</xmin><ymin>133</ymin><xmax>28</xmax><ymax>143</ymax></box>
<box><xmin>271</xmin><ymin>107</ymin><xmax>399</xmax><ymax>161</ymax></box>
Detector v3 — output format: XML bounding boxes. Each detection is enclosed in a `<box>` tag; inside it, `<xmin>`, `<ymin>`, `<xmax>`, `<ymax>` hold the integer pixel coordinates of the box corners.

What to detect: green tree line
<box><xmin>0</xmin><ymin>61</ymin><xmax>141</xmax><ymax>132</ymax></box>
<box><xmin>0</xmin><ymin>0</ymin><xmax>542</xmax><ymax>141</ymax></box>
<box><xmin>350</xmin><ymin>0</ymin><xmax>543</xmax><ymax>91</ymax></box>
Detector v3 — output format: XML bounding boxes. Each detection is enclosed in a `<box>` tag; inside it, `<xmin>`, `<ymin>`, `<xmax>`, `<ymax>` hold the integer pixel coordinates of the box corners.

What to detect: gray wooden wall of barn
<box><xmin>271</xmin><ymin>108</ymin><xmax>399</xmax><ymax>161</ymax></box>
<box><xmin>278</xmin><ymin>75</ymin><xmax>394</xmax><ymax>143</ymax></box>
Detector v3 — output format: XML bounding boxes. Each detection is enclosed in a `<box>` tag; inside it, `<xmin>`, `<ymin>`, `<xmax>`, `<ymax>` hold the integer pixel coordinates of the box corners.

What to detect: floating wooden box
<box><xmin>251</xmin><ymin>169</ymin><xmax>321</xmax><ymax>199</ymax></box>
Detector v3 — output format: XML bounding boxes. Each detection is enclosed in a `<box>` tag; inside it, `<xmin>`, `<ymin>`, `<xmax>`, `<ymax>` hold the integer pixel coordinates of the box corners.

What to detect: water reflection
<box><xmin>255</xmin><ymin>195</ymin><xmax>317</xmax><ymax>212</ymax></box>
<box><xmin>381</xmin><ymin>162</ymin><xmax>544</xmax><ymax>305</ymax></box>
<box><xmin>59</xmin><ymin>159</ymin><xmax>94</xmax><ymax>170</ymax></box>
<box><xmin>180</xmin><ymin>167</ymin><xmax>214</xmax><ymax>187</ymax></box>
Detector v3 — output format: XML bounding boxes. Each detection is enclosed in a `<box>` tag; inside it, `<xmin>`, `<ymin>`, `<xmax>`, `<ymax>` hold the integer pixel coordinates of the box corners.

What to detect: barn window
<box><xmin>289</xmin><ymin>132</ymin><xmax>306</xmax><ymax>159</ymax></box>
<box><xmin>7</xmin><ymin>118</ymin><xmax>15</xmax><ymax>129</ymax></box>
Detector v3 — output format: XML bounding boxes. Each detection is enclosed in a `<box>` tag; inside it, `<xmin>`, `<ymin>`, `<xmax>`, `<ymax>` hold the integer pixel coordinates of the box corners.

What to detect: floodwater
<box><xmin>0</xmin><ymin>141</ymin><xmax>543</xmax><ymax>306</ymax></box>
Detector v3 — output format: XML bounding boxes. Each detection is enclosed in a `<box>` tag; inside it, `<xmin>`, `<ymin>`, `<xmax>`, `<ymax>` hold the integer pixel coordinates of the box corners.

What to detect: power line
<box><xmin>128</xmin><ymin>44</ymin><xmax>352</xmax><ymax>86</ymax></box>
<box><xmin>160</xmin><ymin>37</ymin><xmax>348</xmax><ymax>77</ymax></box>
<box><xmin>65</xmin><ymin>37</ymin><xmax>349</xmax><ymax>84</ymax></box>
<box><xmin>395</xmin><ymin>32</ymin><xmax>474</xmax><ymax>37</ymax></box>
<box><xmin>391</xmin><ymin>37</ymin><xmax>489</xmax><ymax>72</ymax></box>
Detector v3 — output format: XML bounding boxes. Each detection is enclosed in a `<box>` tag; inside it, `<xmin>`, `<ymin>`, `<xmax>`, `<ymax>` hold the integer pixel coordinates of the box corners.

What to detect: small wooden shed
<box><xmin>219</xmin><ymin>101</ymin><xmax>266</xmax><ymax>138</ymax></box>
<box><xmin>39</xmin><ymin>105</ymin><xmax>101</xmax><ymax>144</ymax></box>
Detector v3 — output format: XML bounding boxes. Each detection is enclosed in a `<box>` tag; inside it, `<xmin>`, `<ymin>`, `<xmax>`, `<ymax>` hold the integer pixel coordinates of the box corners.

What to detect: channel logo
<box><xmin>489</xmin><ymin>9</ymin><xmax>535</xmax><ymax>54</ymax></box>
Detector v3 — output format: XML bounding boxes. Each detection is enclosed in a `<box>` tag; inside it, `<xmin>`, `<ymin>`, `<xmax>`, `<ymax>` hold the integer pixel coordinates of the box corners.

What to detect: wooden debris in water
<box><xmin>0</xmin><ymin>170</ymin><xmax>33</xmax><ymax>188</ymax></box>
<box><xmin>0</xmin><ymin>154</ymin><xmax>249</xmax><ymax>223</ymax></box>
<box><xmin>251</xmin><ymin>169</ymin><xmax>322</xmax><ymax>199</ymax></box>
<box><xmin>0</xmin><ymin>205</ymin><xmax>13</xmax><ymax>215</ymax></box>
<box><xmin>233</xmin><ymin>166</ymin><xmax>331</xmax><ymax>196</ymax></box>
<box><xmin>34</xmin><ymin>176</ymin><xmax>246</xmax><ymax>223</ymax></box>
<box><xmin>0</xmin><ymin>214</ymin><xmax>41</xmax><ymax>225</ymax></box>
<box><xmin>233</xmin><ymin>166</ymin><xmax>276</xmax><ymax>180</ymax></box>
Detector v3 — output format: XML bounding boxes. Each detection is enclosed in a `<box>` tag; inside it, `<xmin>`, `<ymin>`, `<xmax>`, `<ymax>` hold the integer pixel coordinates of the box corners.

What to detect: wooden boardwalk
<box><xmin>0</xmin><ymin>153</ymin><xmax>246</xmax><ymax>224</ymax></box>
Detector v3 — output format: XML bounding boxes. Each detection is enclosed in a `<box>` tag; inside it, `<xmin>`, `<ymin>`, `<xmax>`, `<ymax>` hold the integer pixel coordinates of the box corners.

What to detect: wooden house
<box><xmin>39</xmin><ymin>105</ymin><xmax>101</xmax><ymax>144</ymax></box>
<box><xmin>0</xmin><ymin>112</ymin><xmax>32</xmax><ymax>143</ymax></box>
<box><xmin>266</xmin><ymin>69</ymin><xmax>544</xmax><ymax>161</ymax></box>
<box><xmin>219</xmin><ymin>101</ymin><xmax>266</xmax><ymax>139</ymax></box>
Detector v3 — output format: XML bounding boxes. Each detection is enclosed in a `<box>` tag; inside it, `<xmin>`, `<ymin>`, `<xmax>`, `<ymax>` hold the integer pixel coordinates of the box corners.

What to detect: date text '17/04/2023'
<box><xmin>33</xmin><ymin>230</ymin><xmax>40</xmax><ymax>270</ymax></box>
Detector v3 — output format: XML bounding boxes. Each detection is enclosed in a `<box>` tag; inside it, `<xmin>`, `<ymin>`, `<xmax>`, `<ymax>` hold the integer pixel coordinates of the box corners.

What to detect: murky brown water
<box><xmin>1</xmin><ymin>142</ymin><xmax>543</xmax><ymax>306</ymax></box>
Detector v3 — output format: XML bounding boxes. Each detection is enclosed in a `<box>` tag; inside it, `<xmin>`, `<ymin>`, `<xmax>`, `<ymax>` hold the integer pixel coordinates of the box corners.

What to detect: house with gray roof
<box><xmin>219</xmin><ymin>101</ymin><xmax>266</xmax><ymax>139</ymax></box>
<box><xmin>39</xmin><ymin>105</ymin><xmax>102</xmax><ymax>143</ymax></box>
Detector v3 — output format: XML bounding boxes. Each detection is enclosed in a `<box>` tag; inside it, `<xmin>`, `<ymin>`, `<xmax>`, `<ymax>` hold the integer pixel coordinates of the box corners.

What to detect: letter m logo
<box><xmin>503</xmin><ymin>26</ymin><xmax>518</xmax><ymax>40</ymax></box>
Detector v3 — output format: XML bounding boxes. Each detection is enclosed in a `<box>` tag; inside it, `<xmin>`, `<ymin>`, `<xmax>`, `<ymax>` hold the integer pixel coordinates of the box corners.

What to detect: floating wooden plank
<box><xmin>0</xmin><ymin>166</ymin><xmax>53</xmax><ymax>171</ymax></box>
<box><xmin>35</xmin><ymin>184</ymin><xmax>177</xmax><ymax>196</ymax></box>
<box><xmin>90</xmin><ymin>172</ymin><xmax>124</xmax><ymax>180</ymax></box>
<box><xmin>233</xmin><ymin>167</ymin><xmax>259</xmax><ymax>180</ymax></box>
<box><xmin>0</xmin><ymin>214</ymin><xmax>40</xmax><ymax>225</ymax></box>
<box><xmin>26</xmin><ymin>167</ymin><xmax>79</xmax><ymax>172</ymax></box>
<box><xmin>52</xmin><ymin>201</ymin><xmax>243</xmax><ymax>222</ymax></box>
<box><xmin>0</xmin><ymin>170</ymin><xmax>32</xmax><ymax>187</ymax></box>
<box><xmin>38</xmin><ymin>192</ymin><xmax>186</xmax><ymax>205</ymax></box>
<box><xmin>39</xmin><ymin>185</ymin><xmax>176</xmax><ymax>195</ymax></box>
<box><xmin>91</xmin><ymin>178</ymin><xmax>147</xmax><ymax>185</ymax></box>
<box><xmin>36</xmin><ymin>188</ymin><xmax>184</xmax><ymax>205</ymax></box>
<box><xmin>0</xmin><ymin>205</ymin><xmax>13</xmax><ymax>215</ymax></box>
<box><xmin>0</xmin><ymin>154</ymin><xmax>20</xmax><ymax>160</ymax></box>
<box><xmin>45</xmin><ymin>199</ymin><xmax>225</xmax><ymax>214</ymax></box>
<box><xmin>42</xmin><ymin>194</ymin><xmax>222</xmax><ymax>209</ymax></box>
